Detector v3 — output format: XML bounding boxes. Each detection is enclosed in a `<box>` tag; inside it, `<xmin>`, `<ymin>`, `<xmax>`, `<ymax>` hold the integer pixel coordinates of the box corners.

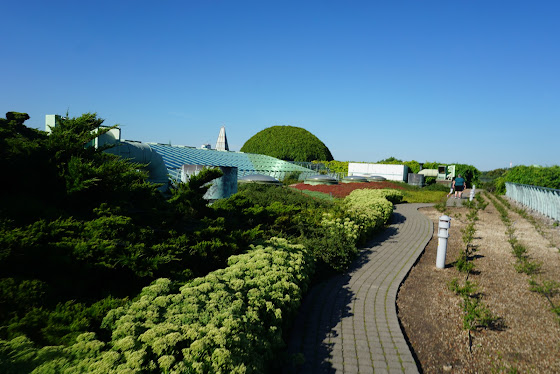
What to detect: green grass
<box><xmin>296</xmin><ymin>189</ymin><xmax>337</xmax><ymax>201</ymax></box>
<box><xmin>402</xmin><ymin>190</ymin><xmax>447</xmax><ymax>203</ymax></box>
<box><xmin>293</xmin><ymin>185</ymin><xmax>447</xmax><ymax>204</ymax></box>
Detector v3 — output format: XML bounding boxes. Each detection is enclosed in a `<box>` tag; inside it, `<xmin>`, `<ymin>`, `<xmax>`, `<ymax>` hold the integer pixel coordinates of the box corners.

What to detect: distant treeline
<box><xmin>482</xmin><ymin>165</ymin><xmax>560</xmax><ymax>193</ymax></box>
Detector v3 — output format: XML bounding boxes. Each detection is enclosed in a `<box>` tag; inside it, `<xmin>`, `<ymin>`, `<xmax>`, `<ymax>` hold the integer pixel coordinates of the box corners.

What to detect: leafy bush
<box><xmin>0</xmin><ymin>112</ymin><xmax>403</xmax><ymax>370</ymax></box>
<box><xmin>2</xmin><ymin>239</ymin><xmax>314</xmax><ymax>373</ymax></box>
<box><xmin>313</xmin><ymin>160</ymin><xmax>349</xmax><ymax>175</ymax></box>
<box><xmin>422</xmin><ymin>183</ymin><xmax>450</xmax><ymax>192</ymax></box>
<box><xmin>454</xmin><ymin>163</ymin><xmax>481</xmax><ymax>188</ymax></box>
<box><xmin>282</xmin><ymin>171</ymin><xmax>301</xmax><ymax>185</ymax></box>
<box><xmin>376</xmin><ymin>157</ymin><xmax>421</xmax><ymax>174</ymax></box>
<box><xmin>211</xmin><ymin>183</ymin><xmax>329</xmax><ymax>241</ymax></box>
<box><xmin>344</xmin><ymin>189</ymin><xmax>400</xmax><ymax>237</ymax></box>
<box><xmin>240</xmin><ymin>125</ymin><xmax>334</xmax><ymax>162</ymax></box>
<box><xmin>0</xmin><ymin>113</ymin><xmax>261</xmax><ymax>348</ymax></box>
<box><xmin>494</xmin><ymin>165</ymin><xmax>560</xmax><ymax>194</ymax></box>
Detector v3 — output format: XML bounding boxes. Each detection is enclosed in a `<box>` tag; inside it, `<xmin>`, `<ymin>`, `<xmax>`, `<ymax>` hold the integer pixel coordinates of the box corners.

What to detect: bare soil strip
<box><xmin>397</xmin><ymin>194</ymin><xmax>560</xmax><ymax>373</ymax></box>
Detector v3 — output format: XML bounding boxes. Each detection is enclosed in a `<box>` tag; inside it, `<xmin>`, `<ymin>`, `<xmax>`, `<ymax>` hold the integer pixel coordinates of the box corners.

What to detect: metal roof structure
<box><xmin>146</xmin><ymin>142</ymin><xmax>317</xmax><ymax>182</ymax></box>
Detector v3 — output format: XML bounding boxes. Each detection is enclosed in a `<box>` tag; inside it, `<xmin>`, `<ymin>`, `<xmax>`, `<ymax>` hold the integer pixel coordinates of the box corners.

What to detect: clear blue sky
<box><xmin>2</xmin><ymin>1</ymin><xmax>559</xmax><ymax>171</ymax></box>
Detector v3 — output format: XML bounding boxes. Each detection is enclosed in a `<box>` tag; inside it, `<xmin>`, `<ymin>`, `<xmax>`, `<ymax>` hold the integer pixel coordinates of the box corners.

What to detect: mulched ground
<box><xmin>397</xmin><ymin>194</ymin><xmax>560</xmax><ymax>373</ymax></box>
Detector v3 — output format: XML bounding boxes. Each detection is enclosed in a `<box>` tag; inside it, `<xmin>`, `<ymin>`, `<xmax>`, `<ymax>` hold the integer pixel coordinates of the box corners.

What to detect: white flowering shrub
<box><xmin>10</xmin><ymin>238</ymin><xmax>313</xmax><ymax>373</ymax></box>
<box><xmin>320</xmin><ymin>213</ymin><xmax>362</xmax><ymax>246</ymax></box>
<box><xmin>302</xmin><ymin>189</ymin><xmax>399</xmax><ymax>274</ymax></box>
<box><xmin>344</xmin><ymin>189</ymin><xmax>402</xmax><ymax>237</ymax></box>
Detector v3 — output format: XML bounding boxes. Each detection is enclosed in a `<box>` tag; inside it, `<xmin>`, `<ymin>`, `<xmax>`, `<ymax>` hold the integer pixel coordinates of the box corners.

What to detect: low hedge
<box><xmin>1</xmin><ymin>190</ymin><xmax>399</xmax><ymax>373</ymax></box>
<box><xmin>1</xmin><ymin>239</ymin><xmax>314</xmax><ymax>373</ymax></box>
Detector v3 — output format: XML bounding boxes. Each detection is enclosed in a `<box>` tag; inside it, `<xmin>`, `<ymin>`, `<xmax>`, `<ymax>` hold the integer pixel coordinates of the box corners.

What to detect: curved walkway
<box><xmin>283</xmin><ymin>203</ymin><xmax>433</xmax><ymax>374</ymax></box>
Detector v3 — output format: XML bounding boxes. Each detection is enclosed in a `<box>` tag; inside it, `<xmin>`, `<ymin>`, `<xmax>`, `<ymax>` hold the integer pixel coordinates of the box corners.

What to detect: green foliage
<box><xmin>168</xmin><ymin>167</ymin><xmax>224</xmax><ymax>218</ymax></box>
<box><xmin>376</xmin><ymin>157</ymin><xmax>422</xmax><ymax>174</ymax></box>
<box><xmin>422</xmin><ymin>183</ymin><xmax>450</xmax><ymax>192</ymax></box>
<box><xmin>344</xmin><ymin>189</ymin><xmax>399</xmax><ymax>233</ymax></box>
<box><xmin>0</xmin><ymin>113</ymin><xmax>262</xmax><ymax>349</ymax></box>
<box><xmin>240</xmin><ymin>125</ymin><xmax>334</xmax><ymax>162</ymax></box>
<box><xmin>448</xmin><ymin>278</ymin><xmax>499</xmax><ymax>332</ymax></box>
<box><xmin>487</xmin><ymin>192</ymin><xmax>560</xmax><ymax>325</ymax></box>
<box><xmin>529</xmin><ymin>279</ymin><xmax>560</xmax><ymax>299</ymax></box>
<box><xmin>474</xmin><ymin>193</ymin><xmax>489</xmax><ymax>210</ymax></box>
<box><xmin>449</xmin><ymin>278</ymin><xmax>478</xmax><ymax>298</ymax></box>
<box><xmin>529</xmin><ymin>279</ymin><xmax>560</xmax><ymax>322</ymax></box>
<box><xmin>494</xmin><ymin>165</ymin><xmax>560</xmax><ymax>194</ymax></box>
<box><xmin>302</xmin><ymin>220</ymin><xmax>359</xmax><ymax>274</ymax></box>
<box><xmin>3</xmin><ymin>239</ymin><xmax>315</xmax><ymax>373</ymax></box>
<box><xmin>282</xmin><ymin>171</ymin><xmax>302</xmax><ymax>185</ymax></box>
<box><xmin>447</xmin><ymin>196</ymin><xmax>500</xmax><ymax>344</ymax></box>
<box><xmin>212</xmin><ymin>183</ymin><xmax>397</xmax><ymax>275</ymax></box>
<box><xmin>434</xmin><ymin>197</ymin><xmax>449</xmax><ymax>214</ymax></box>
<box><xmin>455</xmin><ymin>163</ymin><xmax>481</xmax><ymax>188</ymax></box>
<box><xmin>487</xmin><ymin>193</ymin><xmax>541</xmax><ymax>276</ymax></box>
<box><xmin>0</xmin><ymin>112</ymin><xmax>161</xmax><ymax>223</ymax></box>
<box><xmin>314</xmin><ymin>160</ymin><xmax>349</xmax><ymax>175</ymax></box>
<box><xmin>402</xmin><ymin>190</ymin><xmax>447</xmax><ymax>203</ymax></box>
<box><xmin>211</xmin><ymin>183</ymin><xmax>329</xmax><ymax>242</ymax></box>
<box><xmin>455</xmin><ymin>254</ymin><xmax>475</xmax><ymax>274</ymax></box>
<box><xmin>463</xmin><ymin>297</ymin><xmax>499</xmax><ymax>331</ymax></box>
<box><xmin>296</xmin><ymin>189</ymin><xmax>336</xmax><ymax>201</ymax></box>
<box><xmin>479</xmin><ymin>168</ymin><xmax>508</xmax><ymax>192</ymax></box>
<box><xmin>514</xmin><ymin>260</ymin><xmax>541</xmax><ymax>275</ymax></box>
<box><xmin>0</xmin><ymin>111</ymin><xmax>404</xmax><ymax>369</ymax></box>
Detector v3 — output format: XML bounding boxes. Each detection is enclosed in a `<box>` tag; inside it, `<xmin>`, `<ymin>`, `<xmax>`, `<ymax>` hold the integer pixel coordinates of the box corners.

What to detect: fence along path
<box><xmin>506</xmin><ymin>182</ymin><xmax>560</xmax><ymax>221</ymax></box>
<box><xmin>283</xmin><ymin>203</ymin><xmax>433</xmax><ymax>374</ymax></box>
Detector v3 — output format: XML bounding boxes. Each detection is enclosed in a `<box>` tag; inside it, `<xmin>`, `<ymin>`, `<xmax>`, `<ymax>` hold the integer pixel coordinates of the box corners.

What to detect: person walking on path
<box><xmin>453</xmin><ymin>174</ymin><xmax>466</xmax><ymax>199</ymax></box>
<box><xmin>447</xmin><ymin>177</ymin><xmax>455</xmax><ymax>198</ymax></box>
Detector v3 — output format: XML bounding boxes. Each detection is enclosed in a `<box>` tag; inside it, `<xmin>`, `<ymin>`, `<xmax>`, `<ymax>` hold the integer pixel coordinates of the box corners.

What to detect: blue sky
<box><xmin>2</xmin><ymin>1</ymin><xmax>559</xmax><ymax>171</ymax></box>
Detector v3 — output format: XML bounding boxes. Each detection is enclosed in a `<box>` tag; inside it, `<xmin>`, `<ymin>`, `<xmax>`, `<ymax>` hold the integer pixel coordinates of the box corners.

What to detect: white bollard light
<box><xmin>469</xmin><ymin>184</ymin><xmax>476</xmax><ymax>201</ymax></box>
<box><xmin>436</xmin><ymin>215</ymin><xmax>451</xmax><ymax>269</ymax></box>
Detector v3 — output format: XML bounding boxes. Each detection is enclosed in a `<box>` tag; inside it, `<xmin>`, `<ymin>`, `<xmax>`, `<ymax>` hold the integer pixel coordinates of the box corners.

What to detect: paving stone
<box><xmin>358</xmin><ymin>363</ymin><xmax>375</xmax><ymax>374</ymax></box>
<box><xmin>372</xmin><ymin>361</ymin><xmax>390</xmax><ymax>373</ymax></box>
<box><xmin>281</xmin><ymin>204</ymin><xmax>432</xmax><ymax>373</ymax></box>
<box><xmin>401</xmin><ymin>361</ymin><xmax>420</xmax><ymax>373</ymax></box>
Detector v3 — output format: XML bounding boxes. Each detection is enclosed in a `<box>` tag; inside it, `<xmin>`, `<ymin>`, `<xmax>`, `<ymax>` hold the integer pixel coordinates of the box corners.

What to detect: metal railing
<box><xmin>505</xmin><ymin>182</ymin><xmax>560</xmax><ymax>221</ymax></box>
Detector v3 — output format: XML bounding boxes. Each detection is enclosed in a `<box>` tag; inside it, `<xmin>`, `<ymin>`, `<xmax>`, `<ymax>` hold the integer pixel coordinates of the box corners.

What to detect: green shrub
<box><xmin>344</xmin><ymin>189</ymin><xmax>398</xmax><ymax>238</ymax></box>
<box><xmin>313</xmin><ymin>160</ymin><xmax>349</xmax><ymax>175</ymax></box>
<box><xmin>423</xmin><ymin>183</ymin><xmax>450</xmax><ymax>192</ymax></box>
<box><xmin>5</xmin><ymin>238</ymin><xmax>314</xmax><ymax>373</ymax></box>
<box><xmin>240</xmin><ymin>126</ymin><xmax>333</xmax><ymax>162</ymax></box>
<box><xmin>494</xmin><ymin>165</ymin><xmax>560</xmax><ymax>194</ymax></box>
<box><xmin>0</xmin><ymin>112</ymin><xmax>403</xmax><ymax>369</ymax></box>
<box><xmin>282</xmin><ymin>171</ymin><xmax>301</xmax><ymax>185</ymax></box>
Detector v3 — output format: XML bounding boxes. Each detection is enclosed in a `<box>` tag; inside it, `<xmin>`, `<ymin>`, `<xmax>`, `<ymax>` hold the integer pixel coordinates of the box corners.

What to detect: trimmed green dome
<box><xmin>240</xmin><ymin>125</ymin><xmax>334</xmax><ymax>162</ymax></box>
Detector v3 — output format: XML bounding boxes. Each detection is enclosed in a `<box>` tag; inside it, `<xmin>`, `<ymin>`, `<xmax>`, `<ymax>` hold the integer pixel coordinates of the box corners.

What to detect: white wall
<box><xmin>348</xmin><ymin>163</ymin><xmax>409</xmax><ymax>182</ymax></box>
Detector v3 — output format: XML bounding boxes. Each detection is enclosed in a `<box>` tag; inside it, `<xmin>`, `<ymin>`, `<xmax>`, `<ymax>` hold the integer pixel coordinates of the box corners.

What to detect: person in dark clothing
<box><xmin>453</xmin><ymin>174</ymin><xmax>466</xmax><ymax>199</ymax></box>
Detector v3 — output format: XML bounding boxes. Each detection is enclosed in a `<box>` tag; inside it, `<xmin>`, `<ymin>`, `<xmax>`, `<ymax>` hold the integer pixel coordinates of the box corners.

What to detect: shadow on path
<box><xmin>282</xmin><ymin>212</ymin><xmax>404</xmax><ymax>373</ymax></box>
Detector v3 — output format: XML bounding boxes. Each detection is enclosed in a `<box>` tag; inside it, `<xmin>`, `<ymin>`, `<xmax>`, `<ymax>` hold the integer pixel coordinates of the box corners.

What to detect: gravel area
<box><xmin>397</xmin><ymin>193</ymin><xmax>560</xmax><ymax>373</ymax></box>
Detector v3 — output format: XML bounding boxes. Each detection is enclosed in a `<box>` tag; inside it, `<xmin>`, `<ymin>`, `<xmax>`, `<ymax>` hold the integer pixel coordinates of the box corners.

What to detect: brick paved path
<box><xmin>283</xmin><ymin>203</ymin><xmax>433</xmax><ymax>373</ymax></box>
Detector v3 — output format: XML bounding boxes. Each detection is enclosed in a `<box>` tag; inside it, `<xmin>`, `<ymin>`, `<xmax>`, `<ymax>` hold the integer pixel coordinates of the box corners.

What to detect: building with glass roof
<box><xmin>45</xmin><ymin>115</ymin><xmax>338</xmax><ymax>190</ymax></box>
<box><xmin>145</xmin><ymin>142</ymin><xmax>318</xmax><ymax>182</ymax></box>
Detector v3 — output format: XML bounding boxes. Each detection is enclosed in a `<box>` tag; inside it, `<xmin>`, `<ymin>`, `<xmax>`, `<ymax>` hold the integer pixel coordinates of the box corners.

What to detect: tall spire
<box><xmin>215</xmin><ymin>126</ymin><xmax>229</xmax><ymax>151</ymax></box>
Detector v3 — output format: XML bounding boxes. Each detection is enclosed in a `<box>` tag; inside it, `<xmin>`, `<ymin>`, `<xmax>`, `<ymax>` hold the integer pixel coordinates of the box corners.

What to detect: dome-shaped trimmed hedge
<box><xmin>240</xmin><ymin>126</ymin><xmax>334</xmax><ymax>162</ymax></box>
